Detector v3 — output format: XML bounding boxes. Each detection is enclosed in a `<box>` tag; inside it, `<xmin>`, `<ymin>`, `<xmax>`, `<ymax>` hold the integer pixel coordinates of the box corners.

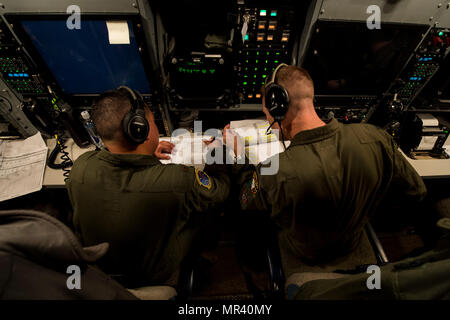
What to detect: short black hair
<box><xmin>91</xmin><ymin>89</ymin><xmax>132</xmax><ymax>146</ymax></box>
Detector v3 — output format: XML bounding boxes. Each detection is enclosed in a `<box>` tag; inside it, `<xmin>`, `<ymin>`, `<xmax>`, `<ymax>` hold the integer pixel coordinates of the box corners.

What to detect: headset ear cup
<box><xmin>119</xmin><ymin>86</ymin><xmax>150</xmax><ymax>145</ymax></box>
<box><xmin>265</xmin><ymin>84</ymin><xmax>290</xmax><ymax>120</ymax></box>
<box><xmin>134</xmin><ymin>108</ymin><xmax>150</xmax><ymax>143</ymax></box>
<box><xmin>123</xmin><ymin>113</ymin><xmax>149</xmax><ymax>145</ymax></box>
<box><xmin>131</xmin><ymin>116</ymin><xmax>149</xmax><ymax>143</ymax></box>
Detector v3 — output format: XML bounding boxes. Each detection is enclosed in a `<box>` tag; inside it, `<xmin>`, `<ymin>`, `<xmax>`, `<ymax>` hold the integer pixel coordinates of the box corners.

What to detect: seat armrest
<box><xmin>266</xmin><ymin>239</ymin><xmax>285</xmax><ymax>298</ymax></box>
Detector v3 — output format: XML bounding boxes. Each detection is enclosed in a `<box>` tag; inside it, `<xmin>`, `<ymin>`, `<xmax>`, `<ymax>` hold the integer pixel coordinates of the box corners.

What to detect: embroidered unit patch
<box><xmin>241</xmin><ymin>190</ymin><xmax>248</xmax><ymax>204</ymax></box>
<box><xmin>195</xmin><ymin>168</ymin><xmax>212</xmax><ymax>189</ymax></box>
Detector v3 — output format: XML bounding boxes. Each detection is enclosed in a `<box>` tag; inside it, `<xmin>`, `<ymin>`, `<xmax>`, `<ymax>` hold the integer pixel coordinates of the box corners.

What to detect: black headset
<box><xmin>119</xmin><ymin>86</ymin><xmax>150</xmax><ymax>145</ymax></box>
<box><xmin>264</xmin><ymin>63</ymin><xmax>289</xmax><ymax>121</ymax></box>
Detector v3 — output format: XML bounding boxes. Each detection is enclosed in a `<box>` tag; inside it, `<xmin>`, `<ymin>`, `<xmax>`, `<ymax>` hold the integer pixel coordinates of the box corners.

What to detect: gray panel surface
<box><xmin>297</xmin><ymin>0</ymin><xmax>324</xmax><ymax>65</ymax></box>
<box><xmin>0</xmin><ymin>77</ymin><xmax>38</xmax><ymax>137</ymax></box>
<box><xmin>435</xmin><ymin>3</ymin><xmax>450</xmax><ymax>27</ymax></box>
<box><xmin>319</xmin><ymin>0</ymin><xmax>442</xmax><ymax>25</ymax></box>
<box><xmin>0</xmin><ymin>0</ymin><xmax>139</xmax><ymax>14</ymax></box>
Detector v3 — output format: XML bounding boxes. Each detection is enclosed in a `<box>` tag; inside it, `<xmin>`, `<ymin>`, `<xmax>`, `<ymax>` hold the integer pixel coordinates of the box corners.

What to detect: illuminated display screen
<box><xmin>7</xmin><ymin>73</ymin><xmax>30</xmax><ymax>77</ymax></box>
<box><xmin>170</xmin><ymin>58</ymin><xmax>230</xmax><ymax>101</ymax></box>
<box><xmin>21</xmin><ymin>19</ymin><xmax>150</xmax><ymax>94</ymax></box>
<box><xmin>177</xmin><ymin>62</ymin><xmax>217</xmax><ymax>75</ymax></box>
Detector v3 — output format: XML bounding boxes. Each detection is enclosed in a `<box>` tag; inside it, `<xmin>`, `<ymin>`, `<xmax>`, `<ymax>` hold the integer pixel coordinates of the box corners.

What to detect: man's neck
<box><xmin>284</xmin><ymin>101</ymin><xmax>326</xmax><ymax>139</ymax></box>
<box><xmin>105</xmin><ymin>142</ymin><xmax>151</xmax><ymax>156</ymax></box>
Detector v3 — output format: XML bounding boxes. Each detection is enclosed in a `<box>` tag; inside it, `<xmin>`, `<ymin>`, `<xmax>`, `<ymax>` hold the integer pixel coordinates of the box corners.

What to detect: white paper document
<box><xmin>230</xmin><ymin>119</ymin><xmax>288</xmax><ymax>164</ymax></box>
<box><xmin>417</xmin><ymin>136</ymin><xmax>439</xmax><ymax>151</ymax></box>
<box><xmin>417</xmin><ymin>113</ymin><xmax>439</xmax><ymax>127</ymax></box>
<box><xmin>0</xmin><ymin>132</ymin><xmax>48</xmax><ymax>202</ymax></box>
<box><xmin>159</xmin><ymin>134</ymin><xmax>211</xmax><ymax>169</ymax></box>
<box><xmin>106</xmin><ymin>21</ymin><xmax>130</xmax><ymax>45</ymax></box>
<box><xmin>230</xmin><ymin>119</ymin><xmax>279</xmax><ymax>146</ymax></box>
<box><xmin>158</xmin><ymin>119</ymin><xmax>289</xmax><ymax>167</ymax></box>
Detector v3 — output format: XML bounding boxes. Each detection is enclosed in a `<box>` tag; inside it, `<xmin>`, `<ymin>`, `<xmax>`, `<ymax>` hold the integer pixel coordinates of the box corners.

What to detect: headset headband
<box><xmin>264</xmin><ymin>63</ymin><xmax>288</xmax><ymax>88</ymax></box>
<box><xmin>118</xmin><ymin>86</ymin><xmax>139</xmax><ymax>109</ymax></box>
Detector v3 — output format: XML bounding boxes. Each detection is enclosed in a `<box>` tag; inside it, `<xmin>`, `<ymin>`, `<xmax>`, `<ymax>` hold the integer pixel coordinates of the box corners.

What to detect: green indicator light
<box><xmin>244</xmin><ymin>75</ymin><xmax>248</xmax><ymax>78</ymax></box>
<box><xmin>439</xmin><ymin>31</ymin><xmax>444</xmax><ymax>36</ymax></box>
<box><xmin>244</xmin><ymin>34</ymin><xmax>249</xmax><ymax>41</ymax></box>
<box><xmin>262</xmin><ymin>75</ymin><xmax>267</xmax><ymax>78</ymax></box>
<box><xmin>265</xmin><ymin>60</ymin><xmax>268</xmax><ymax>63</ymax></box>
<box><xmin>252</xmin><ymin>82</ymin><xmax>256</xmax><ymax>85</ymax></box>
<box><xmin>246</xmin><ymin>51</ymin><xmax>249</xmax><ymax>55</ymax></box>
<box><xmin>262</xmin><ymin>82</ymin><xmax>265</xmax><ymax>85</ymax></box>
<box><xmin>274</xmin><ymin>60</ymin><xmax>279</xmax><ymax>64</ymax></box>
<box><xmin>246</xmin><ymin>60</ymin><xmax>249</xmax><ymax>63</ymax></box>
<box><xmin>254</xmin><ymin>67</ymin><xmax>258</xmax><ymax>71</ymax></box>
<box><xmin>243</xmin><ymin>81</ymin><xmax>248</xmax><ymax>85</ymax></box>
<box><xmin>267</xmin><ymin>52</ymin><xmax>270</xmax><ymax>55</ymax></box>
<box><xmin>256</xmin><ymin>60</ymin><xmax>259</xmax><ymax>63</ymax></box>
<box><xmin>257</xmin><ymin>52</ymin><xmax>260</xmax><ymax>55</ymax></box>
<box><xmin>254</xmin><ymin>75</ymin><xmax>257</xmax><ymax>78</ymax></box>
<box><xmin>276</xmin><ymin>52</ymin><xmax>280</xmax><ymax>55</ymax></box>
<box><xmin>264</xmin><ymin>68</ymin><xmax>267</xmax><ymax>71</ymax></box>
<box><xmin>202</xmin><ymin>69</ymin><xmax>207</xmax><ymax>74</ymax></box>
<box><xmin>260</xmin><ymin>10</ymin><xmax>267</xmax><ymax>16</ymax></box>
<box><xmin>270</xmin><ymin>11</ymin><xmax>277</xmax><ymax>17</ymax></box>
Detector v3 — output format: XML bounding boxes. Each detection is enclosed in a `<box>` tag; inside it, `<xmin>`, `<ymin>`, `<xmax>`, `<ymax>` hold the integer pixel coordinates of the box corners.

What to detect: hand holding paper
<box><xmin>223</xmin><ymin>124</ymin><xmax>245</xmax><ymax>159</ymax></box>
<box><xmin>154</xmin><ymin>141</ymin><xmax>175</xmax><ymax>160</ymax></box>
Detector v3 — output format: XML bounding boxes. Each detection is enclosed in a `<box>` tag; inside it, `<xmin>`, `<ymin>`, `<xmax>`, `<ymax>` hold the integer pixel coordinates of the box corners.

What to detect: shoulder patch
<box><xmin>195</xmin><ymin>168</ymin><xmax>212</xmax><ymax>190</ymax></box>
<box><xmin>250</xmin><ymin>171</ymin><xmax>259</xmax><ymax>194</ymax></box>
<box><xmin>241</xmin><ymin>189</ymin><xmax>248</xmax><ymax>204</ymax></box>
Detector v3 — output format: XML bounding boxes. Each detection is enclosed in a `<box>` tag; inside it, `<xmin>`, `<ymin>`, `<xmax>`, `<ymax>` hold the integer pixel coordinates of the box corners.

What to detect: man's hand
<box><xmin>223</xmin><ymin>124</ymin><xmax>244</xmax><ymax>158</ymax></box>
<box><xmin>203</xmin><ymin>137</ymin><xmax>222</xmax><ymax>149</ymax></box>
<box><xmin>154</xmin><ymin>141</ymin><xmax>175</xmax><ymax>160</ymax></box>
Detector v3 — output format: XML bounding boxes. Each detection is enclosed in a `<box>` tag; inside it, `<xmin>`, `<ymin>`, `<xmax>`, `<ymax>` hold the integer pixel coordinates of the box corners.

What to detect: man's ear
<box><xmin>262</xmin><ymin>104</ymin><xmax>274</xmax><ymax>123</ymax></box>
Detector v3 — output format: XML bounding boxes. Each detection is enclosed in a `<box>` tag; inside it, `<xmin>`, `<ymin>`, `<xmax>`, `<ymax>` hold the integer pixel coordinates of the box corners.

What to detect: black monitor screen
<box><xmin>302</xmin><ymin>21</ymin><xmax>426</xmax><ymax>96</ymax></box>
<box><xmin>21</xmin><ymin>19</ymin><xmax>150</xmax><ymax>94</ymax></box>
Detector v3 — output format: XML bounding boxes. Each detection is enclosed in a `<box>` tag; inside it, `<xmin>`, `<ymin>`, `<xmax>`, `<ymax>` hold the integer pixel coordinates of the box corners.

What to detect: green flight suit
<box><xmin>289</xmin><ymin>236</ymin><xmax>450</xmax><ymax>300</ymax></box>
<box><xmin>235</xmin><ymin>118</ymin><xmax>427</xmax><ymax>277</ymax></box>
<box><xmin>66</xmin><ymin>149</ymin><xmax>230</xmax><ymax>286</ymax></box>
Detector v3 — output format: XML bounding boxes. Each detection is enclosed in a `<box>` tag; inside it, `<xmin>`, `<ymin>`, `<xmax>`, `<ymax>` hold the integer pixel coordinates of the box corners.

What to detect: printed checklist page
<box><xmin>0</xmin><ymin>132</ymin><xmax>48</xmax><ymax>202</ymax></box>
